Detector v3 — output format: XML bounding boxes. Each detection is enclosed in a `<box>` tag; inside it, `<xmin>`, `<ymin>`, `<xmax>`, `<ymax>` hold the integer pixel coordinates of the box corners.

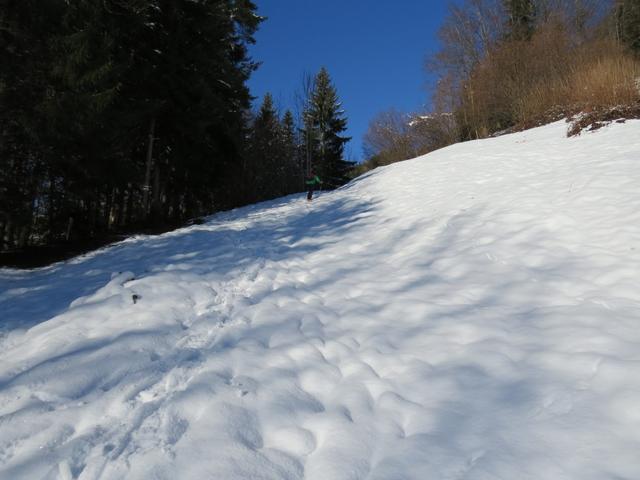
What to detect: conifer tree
<box><xmin>249</xmin><ymin>93</ymin><xmax>282</xmax><ymax>200</ymax></box>
<box><xmin>55</xmin><ymin>0</ymin><xmax>263</xmax><ymax>221</ymax></box>
<box><xmin>1</xmin><ymin>0</ymin><xmax>263</xmax><ymax>251</ymax></box>
<box><xmin>0</xmin><ymin>0</ymin><xmax>66</xmax><ymax>246</ymax></box>
<box><xmin>280</xmin><ymin>110</ymin><xmax>301</xmax><ymax>193</ymax></box>
<box><xmin>303</xmin><ymin>67</ymin><xmax>351</xmax><ymax>186</ymax></box>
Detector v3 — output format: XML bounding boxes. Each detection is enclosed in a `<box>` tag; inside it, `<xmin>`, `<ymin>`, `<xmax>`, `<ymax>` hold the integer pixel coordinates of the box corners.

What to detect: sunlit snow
<box><xmin>1</xmin><ymin>120</ymin><xmax>640</xmax><ymax>479</ymax></box>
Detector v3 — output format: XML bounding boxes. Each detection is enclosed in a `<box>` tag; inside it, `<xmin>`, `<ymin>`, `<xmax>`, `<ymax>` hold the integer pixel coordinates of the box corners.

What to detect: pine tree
<box><xmin>249</xmin><ymin>93</ymin><xmax>282</xmax><ymax>200</ymax></box>
<box><xmin>280</xmin><ymin>110</ymin><xmax>301</xmax><ymax>193</ymax></box>
<box><xmin>52</xmin><ymin>0</ymin><xmax>133</xmax><ymax>236</ymax></box>
<box><xmin>503</xmin><ymin>0</ymin><xmax>537</xmax><ymax>40</ymax></box>
<box><xmin>303</xmin><ymin>67</ymin><xmax>351</xmax><ymax>186</ymax></box>
<box><xmin>0</xmin><ymin>0</ymin><xmax>66</xmax><ymax>246</ymax></box>
<box><xmin>56</xmin><ymin>0</ymin><xmax>263</xmax><ymax>222</ymax></box>
<box><xmin>1</xmin><ymin>0</ymin><xmax>263</xmax><ymax>251</ymax></box>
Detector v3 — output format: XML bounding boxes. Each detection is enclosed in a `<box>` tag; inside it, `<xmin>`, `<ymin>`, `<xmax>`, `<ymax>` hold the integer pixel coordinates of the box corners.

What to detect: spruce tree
<box><xmin>280</xmin><ymin>110</ymin><xmax>301</xmax><ymax>193</ymax></box>
<box><xmin>303</xmin><ymin>67</ymin><xmax>351</xmax><ymax>186</ymax></box>
<box><xmin>1</xmin><ymin>0</ymin><xmax>263</xmax><ymax>250</ymax></box>
<box><xmin>0</xmin><ymin>0</ymin><xmax>66</xmax><ymax>246</ymax></box>
<box><xmin>56</xmin><ymin>0</ymin><xmax>263</xmax><ymax>221</ymax></box>
<box><xmin>249</xmin><ymin>93</ymin><xmax>282</xmax><ymax>200</ymax></box>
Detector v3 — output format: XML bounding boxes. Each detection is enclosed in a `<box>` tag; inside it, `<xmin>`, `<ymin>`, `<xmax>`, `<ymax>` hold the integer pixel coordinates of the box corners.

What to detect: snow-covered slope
<box><xmin>1</xmin><ymin>121</ymin><xmax>640</xmax><ymax>480</ymax></box>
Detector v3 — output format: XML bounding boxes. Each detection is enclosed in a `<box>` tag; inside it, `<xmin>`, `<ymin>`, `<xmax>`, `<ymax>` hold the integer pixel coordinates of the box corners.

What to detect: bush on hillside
<box><xmin>429</xmin><ymin>1</ymin><xmax>640</xmax><ymax>140</ymax></box>
<box><xmin>457</xmin><ymin>22</ymin><xmax>640</xmax><ymax>137</ymax></box>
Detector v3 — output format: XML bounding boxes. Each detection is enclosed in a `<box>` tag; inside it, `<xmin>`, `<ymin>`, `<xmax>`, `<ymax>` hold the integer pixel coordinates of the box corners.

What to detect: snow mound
<box><xmin>1</xmin><ymin>121</ymin><xmax>640</xmax><ymax>479</ymax></box>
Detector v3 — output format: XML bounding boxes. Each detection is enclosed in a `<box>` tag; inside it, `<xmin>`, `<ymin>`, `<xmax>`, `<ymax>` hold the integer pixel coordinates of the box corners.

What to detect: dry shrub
<box><xmin>362</xmin><ymin>110</ymin><xmax>417</xmax><ymax>166</ymax></box>
<box><xmin>363</xmin><ymin>109</ymin><xmax>458</xmax><ymax>166</ymax></box>
<box><xmin>461</xmin><ymin>20</ymin><xmax>575</xmax><ymax>136</ymax></box>
<box><xmin>522</xmin><ymin>38</ymin><xmax>640</xmax><ymax>132</ymax></box>
<box><xmin>566</xmin><ymin>40</ymin><xmax>640</xmax><ymax>108</ymax></box>
<box><xmin>566</xmin><ymin>39</ymin><xmax>640</xmax><ymax>135</ymax></box>
<box><xmin>458</xmin><ymin>21</ymin><xmax>640</xmax><ymax>137</ymax></box>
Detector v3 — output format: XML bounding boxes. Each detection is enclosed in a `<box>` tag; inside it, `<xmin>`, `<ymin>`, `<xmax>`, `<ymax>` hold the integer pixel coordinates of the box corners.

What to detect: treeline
<box><xmin>361</xmin><ymin>0</ymin><xmax>640</xmax><ymax>170</ymax></box>
<box><xmin>245</xmin><ymin>67</ymin><xmax>352</xmax><ymax>204</ymax></box>
<box><xmin>0</xmin><ymin>2</ymin><xmax>351</xmax><ymax>252</ymax></box>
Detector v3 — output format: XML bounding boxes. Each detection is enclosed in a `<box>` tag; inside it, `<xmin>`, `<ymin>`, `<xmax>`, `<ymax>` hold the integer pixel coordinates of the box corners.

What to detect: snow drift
<box><xmin>1</xmin><ymin>120</ymin><xmax>640</xmax><ymax>479</ymax></box>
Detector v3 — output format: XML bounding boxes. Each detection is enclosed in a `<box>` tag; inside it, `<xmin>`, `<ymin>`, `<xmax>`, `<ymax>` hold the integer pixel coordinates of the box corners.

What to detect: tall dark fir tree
<box><xmin>248</xmin><ymin>93</ymin><xmax>282</xmax><ymax>200</ymax></box>
<box><xmin>0</xmin><ymin>0</ymin><xmax>264</xmax><ymax>253</ymax></box>
<box><xmin>0</xmin><ymin>0</ymin><xmax>68</xmax><ymax>248</ymax></box>
<box><xmin>303</xmin><ymin>67</ymin><xmax>352</xmax><ymax>186</ymax></box>
<box><xmin>280</xmin><ymin>109</ymin><xmax>301</xmax><ymax>193</ymax></box>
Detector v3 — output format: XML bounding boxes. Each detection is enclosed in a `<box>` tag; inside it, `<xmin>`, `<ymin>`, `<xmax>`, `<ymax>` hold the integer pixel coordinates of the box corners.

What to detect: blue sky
<box><xmin>247</xmin><ymin>1</ymin><xmax>449</xmax><ymax>161</ymax></box>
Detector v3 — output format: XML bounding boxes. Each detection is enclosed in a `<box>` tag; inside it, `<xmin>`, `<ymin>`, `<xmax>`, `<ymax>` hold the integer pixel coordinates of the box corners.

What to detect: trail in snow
<box><xmin>1</xmin><ymin>120</ymin><xmax>640</xmax><ymax>479</ymax></box>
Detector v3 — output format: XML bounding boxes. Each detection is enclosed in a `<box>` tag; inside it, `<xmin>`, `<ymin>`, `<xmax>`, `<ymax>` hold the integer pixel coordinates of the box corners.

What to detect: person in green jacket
<box><xmin>306</xmin><ymin>171</ymin><xmax>322</xmax><ymax>201</ymax></box>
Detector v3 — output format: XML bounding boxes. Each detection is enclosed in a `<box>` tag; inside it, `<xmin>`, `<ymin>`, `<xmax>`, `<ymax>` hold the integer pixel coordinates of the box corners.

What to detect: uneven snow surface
<box><xmin>2</xmin><ymin>121</ymin><xmax>640</xmax><ymax>479</ymax></box>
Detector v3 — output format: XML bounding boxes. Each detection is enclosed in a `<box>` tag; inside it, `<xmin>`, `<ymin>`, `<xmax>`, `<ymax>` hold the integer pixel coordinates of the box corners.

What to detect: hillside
<box><xmin>1</xmin><ymin>120</ymin><xmax>640</xmax><ymax>479</ymax></box>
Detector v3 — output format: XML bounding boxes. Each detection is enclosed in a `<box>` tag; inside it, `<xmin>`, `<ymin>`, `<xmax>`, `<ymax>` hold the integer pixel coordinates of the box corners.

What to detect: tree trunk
<box><xmin>0</xmin><ymin>217</ymin><xmax>6</xmax><ymax>251</ymax></box>
<box><xmin>17</xmin><ymin>224</ymin><xmax>30</xmax><ymax>248</ymax></box>
<box><xmin>142</xmin><ymin>117</ymin><xmax>157</xmax><ymax>218</ymax></box>
<box><xmin>118</xmin><ymin>188</ymin><xmax>127</xmax><ymax>228</ymax></box>
<box><xmin>151</xmin><ymin>161</ymin><xmax>162</xmax><ymax>222</ymax></box>
<box><xmin>91</xmin><ymin>197</ymin><xmax>99</xmax><ymax>237</ymax></box>
<box><xmin>103</xmin><ymin>186</ymin><xmax>111</xmax><ymax>230</ymax></box>
<box><xmin>112</xmin><ymin>188</ymin><xmax>124</xmax><ymax>228</ymax></box>
<box><xmin>47</xmin><ymin>170</ymin><xmax>55</xmax><ymax>243</ymax></box>
<box><xmin>125</xmin><ymin>184</ymin><xmax>134</xmax><ymax>226</ymax></box>
<box><xmin>171</xmin><ymin>193</ymin><xmax>182</xmax><ymax>222</ymax></box>
<box><xmin>4</xmin><ymin>219</ymin><xmax>14</xmax><ymax>250</ymax></box>
<box><xmin>65</xmin><ymin>216</ymin><xmax>74</xmax><ymax>242</ymax></box>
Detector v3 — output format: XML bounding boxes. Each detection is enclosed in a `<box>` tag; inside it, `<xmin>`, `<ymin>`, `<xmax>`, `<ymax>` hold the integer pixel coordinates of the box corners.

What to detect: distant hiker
<box><xmin>306</xmin><ymin>171</ymin><xmax>322</xmax><ymax>201</ymax></box>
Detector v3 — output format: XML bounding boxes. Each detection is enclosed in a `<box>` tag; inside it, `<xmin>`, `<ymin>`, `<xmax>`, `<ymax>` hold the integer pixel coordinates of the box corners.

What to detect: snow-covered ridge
<box><xmin>1</xmin><ymin>120</ymin><xmax>640</xmax><ymax>479</ymax></box>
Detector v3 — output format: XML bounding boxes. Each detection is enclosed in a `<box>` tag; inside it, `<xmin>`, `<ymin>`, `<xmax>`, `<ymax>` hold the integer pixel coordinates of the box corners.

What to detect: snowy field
<box><xmin>1</xmin><ymin>120</ymin><xmax>640</xmax><ymax>479</ymax></box>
